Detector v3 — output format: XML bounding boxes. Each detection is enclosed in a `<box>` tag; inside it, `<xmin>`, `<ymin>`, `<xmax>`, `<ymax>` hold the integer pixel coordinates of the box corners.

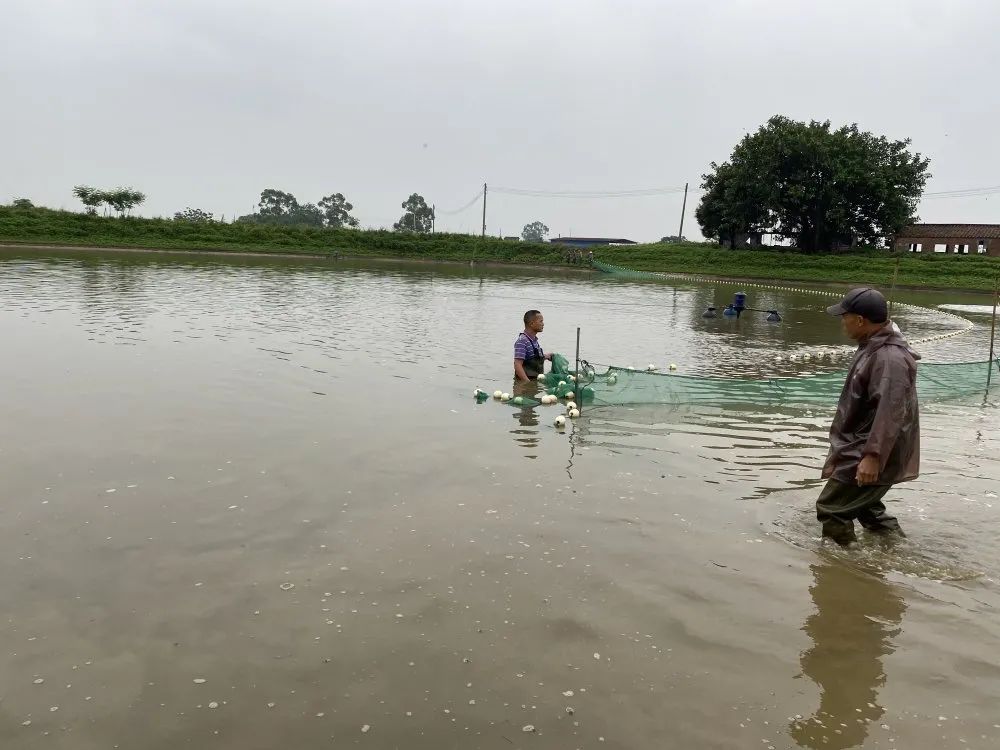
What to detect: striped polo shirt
<box><xmin>514</xmin><ymin>331</ymin><xmax>544</xmax><ymax>361</ymax></box>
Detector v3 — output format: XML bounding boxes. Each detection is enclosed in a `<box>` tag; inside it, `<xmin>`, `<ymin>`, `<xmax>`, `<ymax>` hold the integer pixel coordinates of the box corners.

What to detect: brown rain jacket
<box><xmin>822</xmin><ymin>323</ymin><xmax>920</xmax><ymax>486</ymax></box>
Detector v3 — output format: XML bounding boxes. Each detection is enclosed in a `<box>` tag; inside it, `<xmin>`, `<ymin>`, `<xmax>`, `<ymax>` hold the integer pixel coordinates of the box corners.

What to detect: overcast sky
<box><xmin>3</xmin><ymin>0</ymin><xmax>998</xmax><ymax>241</ymax></box>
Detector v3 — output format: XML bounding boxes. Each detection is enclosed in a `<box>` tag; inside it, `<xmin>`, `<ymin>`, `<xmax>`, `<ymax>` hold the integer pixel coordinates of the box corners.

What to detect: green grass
<box><xmin>0</xmin><ymin>206</ymin><xmax>567</xmax><ymax>265</ymax></box>
<box><xmin>603</xmin><ymin>242</ymin><xmax>1000</xmax><ymax>292</ymax></box>
<box><xmin>2</xmin><ymin>206</ymin><xmax>999</xmax><ymax>291</ymax></box>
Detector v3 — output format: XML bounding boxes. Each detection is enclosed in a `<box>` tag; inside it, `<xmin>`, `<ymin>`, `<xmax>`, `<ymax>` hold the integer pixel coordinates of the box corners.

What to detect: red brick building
<box><xmin>893</xmin><ymin>224</ymin><xmax>1000</xmax><ymax>256</ymax></box>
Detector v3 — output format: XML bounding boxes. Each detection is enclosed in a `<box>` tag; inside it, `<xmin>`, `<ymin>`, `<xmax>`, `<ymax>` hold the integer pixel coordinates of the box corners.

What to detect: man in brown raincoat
<box><xmin>817</xmin><ymin>287</ymin><xmax>919</xmax><ymax>545</ymax></box>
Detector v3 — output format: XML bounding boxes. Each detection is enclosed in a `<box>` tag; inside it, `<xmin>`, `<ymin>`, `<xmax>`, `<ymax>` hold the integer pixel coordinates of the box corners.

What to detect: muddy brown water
<box><xmin>1</xmin><ymin>248</ymin><xmax>999</xmax><ymax>749</ymax></box>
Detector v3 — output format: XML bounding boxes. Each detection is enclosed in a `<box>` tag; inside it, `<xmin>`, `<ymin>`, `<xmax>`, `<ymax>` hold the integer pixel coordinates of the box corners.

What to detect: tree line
<box><xmin>204</xmin><ymin>189</ymin><xmax>549</xmax><ymax>241</ymax></box>
<box><xmin>52</xmin><ymin>183</ymin><xmax>552</xmax><ymax>241</ymax></box>
<box><xmin>232</xmin><ymin>189</ymin><xmax>360</xmax><ymax>229</ymax></box>
<box><xmin>22</xmin><ymin>115</ymin><xmax>928</xmax><ymax>253</ymax></box>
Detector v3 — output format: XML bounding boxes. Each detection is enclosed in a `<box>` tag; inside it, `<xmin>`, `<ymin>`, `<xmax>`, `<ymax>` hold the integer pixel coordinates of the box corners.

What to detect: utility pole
<box><xmin>988</xmin><ymin>275</ymin><xmax>999</xmax><ymax>391</ymax></box>
<box><xmin>678</xmin><ymin>182</ymin><xmax>689</xmax><ymax>240</ymax></box>
<box><xmin>481</xmin><ymin>182</ymin><xmax>487</xmax><ymax>238</ymax></box>
<box><xmin>888</xmin><ymin>256</ymin><xmax>901</xmax><ymax>317</ymax></box>
<box><xmin>432</xmin><ymin>204</ymin><xmax>435</xmax><ymax>234</ymax></box>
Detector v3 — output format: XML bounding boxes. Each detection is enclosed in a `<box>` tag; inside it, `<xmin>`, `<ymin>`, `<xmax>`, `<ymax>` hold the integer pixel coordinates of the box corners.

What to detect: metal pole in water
<box><xmin>575</xmin><ymin>327</ymin><xmax>581</xmax><ymax>413</ymax></box>
<box><xmin>988</xmin><ymin>276</ymin><xmax>999</xmax><ymax>391</ymax></box>
<box><xmin>575</xmin><ymin>327</ymin><xmax>581</xmax><ymax>377</ymax></box>
<box><xmin>888</xmin><ymin>256</ymin><xmax>901</xmax><ymax>318</ymax></box>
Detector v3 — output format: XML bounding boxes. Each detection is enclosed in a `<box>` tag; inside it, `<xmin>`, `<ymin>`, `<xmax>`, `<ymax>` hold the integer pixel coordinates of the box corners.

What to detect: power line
<box><xmin>491</xmin><ymin>181</ymin><xmax>1000</xmax><ymax>200</ymax></box>
<box><xmin>491</xmin><ymin>185</ymin><xmax>691</xmax><ymax>198</ymax></box>
<box><xmin>436</xmin><ymin>190</ymin><xmax>484</xmax><ymax>215</ymax></box>
<box><xmin>434</xmin><ymin>179</ymin><xmax>997</xmax><ymax>238</ymax></box>
<box><xmin>923</xmin><ymin>185</ymin><xmax>1000</xmax><ymax>199</ymax></box>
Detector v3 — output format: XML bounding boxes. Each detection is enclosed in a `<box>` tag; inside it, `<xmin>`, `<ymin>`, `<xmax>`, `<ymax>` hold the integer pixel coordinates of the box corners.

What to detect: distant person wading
<box><xmin>817</xmin><ymin>288</ymin><xmax>919</xmax><ymax>546</ymax></box>
<box><xmin>514</xmin><ymin>310</ymin><xmax>554</xmax><ymax>382</ymax></box>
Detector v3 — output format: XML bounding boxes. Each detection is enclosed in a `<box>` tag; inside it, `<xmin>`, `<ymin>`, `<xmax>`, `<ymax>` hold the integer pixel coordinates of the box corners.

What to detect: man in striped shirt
<box><xmin>514</xmin><ymin>309</ymin><xmax>554</xmax><ymax>381</ymax></box>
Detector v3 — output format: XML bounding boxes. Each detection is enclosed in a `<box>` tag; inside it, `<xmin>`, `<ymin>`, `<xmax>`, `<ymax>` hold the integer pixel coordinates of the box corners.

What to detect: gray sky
<box><xmin>3</xmin><ymin>0</ymin><xmax>998</xmax><ymax>241</ymax></box>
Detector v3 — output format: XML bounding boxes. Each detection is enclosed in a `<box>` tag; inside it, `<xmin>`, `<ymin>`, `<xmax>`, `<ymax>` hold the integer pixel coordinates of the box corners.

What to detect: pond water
<box><xmin>1</xmin><ymin>248</ymin><xmax>999</xmax><ymax>750</ymax></box>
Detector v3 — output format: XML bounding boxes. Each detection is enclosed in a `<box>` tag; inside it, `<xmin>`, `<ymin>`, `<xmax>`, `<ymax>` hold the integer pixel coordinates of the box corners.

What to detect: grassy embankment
<box><xmin>2</xmin><ymin>206</ymin><xmax>998</xmax><ymax>291</ymax></box>
<box><xmin>0</xmin><ymin>207</ymin><xmax>566</xmax><ymax>264</ymax></box>
<box><xmin>605</xmin><ymin>244</ymin><xmax>1000</xmax><ymax>292</ymax></box>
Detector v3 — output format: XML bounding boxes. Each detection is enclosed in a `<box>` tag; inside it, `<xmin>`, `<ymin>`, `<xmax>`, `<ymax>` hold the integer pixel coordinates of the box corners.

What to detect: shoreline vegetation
<box><xmin>2</xmin><ymin>206</ymin><xmax>999</xmax><ymax>292</ymax></box>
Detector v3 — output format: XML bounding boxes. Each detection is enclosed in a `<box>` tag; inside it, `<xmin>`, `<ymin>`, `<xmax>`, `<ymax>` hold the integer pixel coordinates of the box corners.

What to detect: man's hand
<box><xmin>856</xmin><ymin>454</ymin><xmax>880</xmax><ymax>486</ymax></box>
<box><xmin>513</xmin><ymin>359</ymin><xmax>530</xmax><ymax>382</ymax></box>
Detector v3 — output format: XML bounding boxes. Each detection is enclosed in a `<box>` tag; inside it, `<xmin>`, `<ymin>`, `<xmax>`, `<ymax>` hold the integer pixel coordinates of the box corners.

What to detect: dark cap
<box><xmin>825</xmin><ymin>287</ymin><xmax>888</xmax><ymax>323</ymax></box>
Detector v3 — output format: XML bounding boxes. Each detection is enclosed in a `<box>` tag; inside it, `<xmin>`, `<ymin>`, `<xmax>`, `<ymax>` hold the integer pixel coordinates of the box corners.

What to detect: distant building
<box><xmin>894</xmin><ymin>224</ymin><xmax>1000</xmax><ymax>256</ymax></box>
<box><xmin>712</xmin><ymin>231</ymin><xmax>764</xmax><ymax>248</ymax></box>
<box><xmin>733</xmin><ymin>231</ymin><xmax>763</xmax><ymax>248</ymax></box>
<box><xmin>548</xmin><ymin>237</ymin><xmax>637</xmax><ymax>248</ymax></box>
<box><xmin>502</xmin><ymin>236</ymin><xmax>521</xmax><ymax>241</ymax></box>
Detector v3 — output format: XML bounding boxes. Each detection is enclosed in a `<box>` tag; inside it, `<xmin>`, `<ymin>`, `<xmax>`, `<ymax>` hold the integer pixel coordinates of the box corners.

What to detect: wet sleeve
<box><xmin>862</xmin><ymin>350</ymin><xmax>911</xmax><ymax>467</ymax></box>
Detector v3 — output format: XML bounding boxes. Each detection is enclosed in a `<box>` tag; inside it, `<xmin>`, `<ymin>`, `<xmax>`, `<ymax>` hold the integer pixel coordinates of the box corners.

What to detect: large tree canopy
<box><xmin>393</xmin><ymin>193</ymin><xmax>433</xmax><ymax>233</ymax></box>
<box><xmin>318</xmin><ymin>192</ymin><xmax>359</xmax><ymax>228</ymax></box>
<box><xmin>695</xmin><ymin>116</ymin><xmax>931</xmax><ymax>252</ymax></box>
<box><xmin>521</xmin><ymin>221</ymin><xmax>549</xmax><ymax>242</ymax></box>
<box><xmin>237</xmin><ymin>189</ymin><xmax>332</xmax><ymax>228</ymax></box>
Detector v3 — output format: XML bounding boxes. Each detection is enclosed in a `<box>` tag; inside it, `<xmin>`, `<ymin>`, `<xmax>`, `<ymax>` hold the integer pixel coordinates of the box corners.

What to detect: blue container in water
<box><xmin>734</xmin><ymin>291</ymin><xmax>747</xmax><ymax>312</ymax></box>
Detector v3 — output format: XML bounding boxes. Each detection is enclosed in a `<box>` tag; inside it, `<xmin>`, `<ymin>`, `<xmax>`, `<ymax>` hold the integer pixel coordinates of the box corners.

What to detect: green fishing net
<box><xmin>573</xmin><ymin>360</ymin><xmax>999</xmax><ymax>407</ymax></box>
<box><xmin>579</xmin><ymin>259</ymin><xmax>998</xmax><ymax>406</ymax></box>
<box><xmin>492</xmin><ymin>347</ymin><xmax>997</xmax><ymax>408</ymax></box>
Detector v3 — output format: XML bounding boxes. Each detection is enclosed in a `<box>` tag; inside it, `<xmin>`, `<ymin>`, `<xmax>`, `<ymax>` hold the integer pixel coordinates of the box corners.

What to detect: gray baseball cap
<box><xmin>825</xmin><ymin>287</ymin><xmax>888</xmax><ymax>323</ymax></box>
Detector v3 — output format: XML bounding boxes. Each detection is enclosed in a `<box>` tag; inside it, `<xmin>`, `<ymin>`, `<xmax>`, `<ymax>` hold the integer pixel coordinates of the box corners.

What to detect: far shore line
<box><xmin>1</xmin><ymin>241</ymin><xmax>994</xmax><ymax>296</ymax></box>
<box><xmin>0</xmin><ymin>241</ymin><xmax>595</xmax><ymax>275</ymax></box>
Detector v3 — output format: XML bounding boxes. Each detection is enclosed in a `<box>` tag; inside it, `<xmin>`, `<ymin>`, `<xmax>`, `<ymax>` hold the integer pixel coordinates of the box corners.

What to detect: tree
<box><xmin>258</xmin><ymin>188</ymin><xmax>299</xmax><ymax>219</ymax></box>
<box><xmin>174</xmin><ymin>207</ymin><xmax>215</xmax><ymax>223</ymax></box>
<box><xmin>696</xmin><ymin>115</ymin><xmax>931</xmax><ymax>252</ymax></box>
<box><xmin>11</xmin><ymin>198</ymin><xmax>34</xmax><ymax>208</ymax></box>
<box><xmin>290</xmin><ymin>202</ymin><xmax>325</xmax><ymax>228</ymax></box>
<box><xmin>237</xmin><ymin>190</ymin><xmax>325</xmax><ymax>227</ymax></box>
<box><xmin>73</xmin><ymin>185</ymin><xmax>105</xmax><ymax>215</ymax></box>
<box><xmin>125</xmin><ymin>188</ymin><xmax>146</xmax><ymax>215</ymax></box>
<box><xmin>521</xmin><ymin>221</ymin><xmax>549</xmax><ymax>242</ymax></box>
<box><xmin>73</xmin><ymin>185</ymin><xmax>144</xmax><ymax>217</ymax></box>
<box><xmin>103</xmin><ymin>187</ymin><xmax>146</xmax><ymax>217</ymax></box>
<box><xmin>393</xmin><ymin>193</ymin><xmax>433</xmax><ymax>233</ymax></box>
<box><xmin>318</xmin><ymin>192</ymin><xmax>359</xmax><ymax>228</ymax></box>
<box><xmin>695</xmin><ymin>161</ymin><xmax>771</xmax><ymax>248</ymax></box>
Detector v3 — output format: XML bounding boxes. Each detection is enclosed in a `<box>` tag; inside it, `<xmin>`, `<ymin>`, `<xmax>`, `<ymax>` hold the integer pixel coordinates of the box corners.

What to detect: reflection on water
<box><xmin>2</xmin><ymin>249</ymin><xmax>999</xmax><ymax>749</ymax></box>
<box><xmin>790</xmin><ymin>561</ymin><xmax>905</xmax><ymax>749</ymax></box>
<box><xmin>2</xmin><ymin>250</ymin><xmax>993</xmax><ymax>371</ymax></box>
<box><xmin>510</xmin><ymin>408</ymin><xmax>540</xmax><ymax>458</ymax></box>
